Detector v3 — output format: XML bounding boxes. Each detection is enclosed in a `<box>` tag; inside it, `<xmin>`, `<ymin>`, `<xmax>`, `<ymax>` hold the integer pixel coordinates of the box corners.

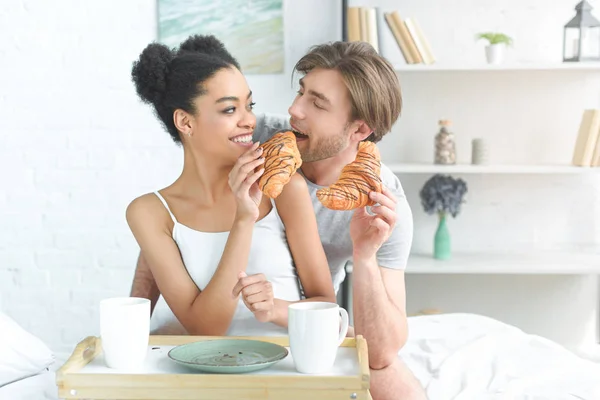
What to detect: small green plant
<box><xmin>475</xmin><ymin>32</ymin><xmax>513</xmax><ymax>46</ymax></box>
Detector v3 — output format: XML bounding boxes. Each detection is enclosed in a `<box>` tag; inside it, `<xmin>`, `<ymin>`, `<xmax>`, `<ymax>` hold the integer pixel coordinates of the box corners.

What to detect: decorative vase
<box><xmin>471</xmin><ymin>138</ymin><xmax>489</xmax><ymax>165</ymax></box>
<box><xmin>434</xmin><ymin>119</ymin><xmax>456</xmax><ymax>165</ymax></box>
<box><xmin>485</xmin><ymin>44</ymin><xmax>505</xmax><ymax>64</ymax></box>
<box><xmin>434</xmin><ymin>213</ymin><xmax>451</xmax><ymax>260</ymax></box>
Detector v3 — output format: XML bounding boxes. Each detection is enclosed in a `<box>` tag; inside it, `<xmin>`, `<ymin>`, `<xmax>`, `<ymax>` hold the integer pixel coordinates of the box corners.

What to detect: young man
<box><xmin>130</xmin><ymin>41</ymin><xmax>426</xmax><ymax>399</ymax></box>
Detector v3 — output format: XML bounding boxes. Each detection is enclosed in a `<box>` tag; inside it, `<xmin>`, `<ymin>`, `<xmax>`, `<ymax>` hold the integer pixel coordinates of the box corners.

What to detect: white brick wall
<box><xmin>1</xmin><ymin>0</ymin><xmax>599</xmax><ymax>359</ymax></box>
<box><xmin>0</xmin><ymin>0</ymin><xmax>181</xmax><ymax>356</ymax></box>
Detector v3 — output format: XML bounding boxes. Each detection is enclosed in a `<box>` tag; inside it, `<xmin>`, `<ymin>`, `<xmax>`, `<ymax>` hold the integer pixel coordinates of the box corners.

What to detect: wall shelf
<box><xmin>405</xmin><ymin>252</ymin><xmax>600</xmax><ymax>274</ymax></box>
<box><xmin>346</xmin><ymin>251</ymin><xmax>600</xmax><ymax>275</ymax></box>
<box><xmin>393</xmin><ymin>63</ymin><xmax>600</xmax><ymax>72</ymax></box>
<box><xmin>386</xmin><ymin>163</ymin><xmax>599</xmax><ymax>174</ymax></box>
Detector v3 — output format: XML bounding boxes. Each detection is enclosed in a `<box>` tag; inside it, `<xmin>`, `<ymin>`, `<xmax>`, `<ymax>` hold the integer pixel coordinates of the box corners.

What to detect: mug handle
<box><xmin>337</xmin><ymin>307</ymin><xmax>349</xmax><ymax>346</ymax></box>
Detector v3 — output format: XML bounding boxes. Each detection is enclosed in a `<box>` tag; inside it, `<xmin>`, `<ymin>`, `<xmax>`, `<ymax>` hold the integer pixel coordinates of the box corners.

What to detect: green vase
<box><xmin>434</xmin><ymin>212</ymin><xmax>451</xmax><ymax>260</ymax></box>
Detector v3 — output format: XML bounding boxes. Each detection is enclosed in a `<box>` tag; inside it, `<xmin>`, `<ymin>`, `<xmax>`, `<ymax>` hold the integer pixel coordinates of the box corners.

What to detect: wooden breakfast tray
<box><xmin>56</xmin><ymin>335</ymin><xmax>371</xmax><ymax>400</ymax></box>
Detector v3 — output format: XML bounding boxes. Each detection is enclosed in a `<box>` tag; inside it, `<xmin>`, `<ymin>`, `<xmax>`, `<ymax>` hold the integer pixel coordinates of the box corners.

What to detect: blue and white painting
<box><xmin>158</xmin><ymin>0</ymin><xmax>284</xmax><ymax>74</ymax></box>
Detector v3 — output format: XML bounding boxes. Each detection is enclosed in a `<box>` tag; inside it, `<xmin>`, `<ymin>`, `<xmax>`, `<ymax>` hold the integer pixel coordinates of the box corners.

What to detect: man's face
<box><xmin>288</xmin><ymin>68</ymin><xmax>354</xmax><ymax>162</ymax></box>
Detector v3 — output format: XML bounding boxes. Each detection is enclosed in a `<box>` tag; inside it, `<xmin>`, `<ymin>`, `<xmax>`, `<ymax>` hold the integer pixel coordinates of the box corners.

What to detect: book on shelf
<box><xmin>347</xmin><ymin>7</ymin><xmax>360</xmax><ymax>42</ymax></box>
<box><xmin>383</xmin><ymin>11</ymin><xmax>435</xmax><ymax>65</ymax></box>
<box><xmin>359</xmin><ymin>8</ymin><xmax>368</xmax><ymax>45</ymax></box>
<box><xmin>366</xmin><ymin>8</ymin><xmax>379</xmax><ymax>53</ymax></box>
<box><xmin>386</xmin><ymin>11</ymin><xmax>421</xmax><ymax>64</ymax></box>
<box><xmin>347</xmin><ymin>6</ymin><xmax>379</xmax><ymax>53</ymax></box>
<box><xmin>404</xmin><ymin>17</ymin><xmax>435</xmax><ymax>64</ymax></box>
<box><xmin>383</xmin><ymin>12</ymin><xmax>417</xmax><ymax>64</ymax></box>
<box><xmin>572</xmin><ymin>109</ymin><xmax>600</xmax><ymax>167</ymax></box>
<box><xmin>591</xmin><ymin>125</ymin><xmax>600</xmax><ymax>167</ymax></box>
<box><xmin>346</xmin><ymin>7</ymin><xmax>436</xmax><ymax>65</ymax></box>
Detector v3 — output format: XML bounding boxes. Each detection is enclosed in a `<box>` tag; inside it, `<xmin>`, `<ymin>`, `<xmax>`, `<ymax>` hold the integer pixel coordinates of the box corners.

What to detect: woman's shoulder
<box><xmin>127</xmin><ymin>192</ymin><xmax>160</xmax><ymax>213</ymax></box>
<box><xmin>126</xmin><ymin>191</ymin><xmax>173</xmax><ymax>230</ymax></box>
<box><xmin>275</xmin><ymin>173</ymin><xmax>309</xmax><ymax>202</ymax></box>
<box><xmin>272</xmin><ymin>173</ymin><xmax>311</xmax><ymax>220</ymax></box>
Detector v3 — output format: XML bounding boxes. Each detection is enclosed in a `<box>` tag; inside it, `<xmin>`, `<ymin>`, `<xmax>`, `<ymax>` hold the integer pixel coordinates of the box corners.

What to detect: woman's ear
<box><xmin>173</xmin><ymin>109</ymin><xmax>193</xmax><ymax>137</ymax></box>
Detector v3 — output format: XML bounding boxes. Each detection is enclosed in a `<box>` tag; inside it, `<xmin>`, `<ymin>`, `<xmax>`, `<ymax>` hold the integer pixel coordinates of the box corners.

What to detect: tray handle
<box><xmin>56</xmin><ymin>336</ymin><xmax>102</xmax><ymax>382</ymax></box>
<box><xmin>356</xmin><ymin>335</ymin><xmax>370</xmax><ymax>389</ymax></box>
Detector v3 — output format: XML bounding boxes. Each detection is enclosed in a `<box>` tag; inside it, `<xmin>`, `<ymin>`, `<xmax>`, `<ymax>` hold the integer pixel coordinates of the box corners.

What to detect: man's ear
<box><xmin>174</xmin><ymin>109</ymin><xmax>193</xmax><ymax>137</ymax></box>
<box><xmin>350</xmin><ymin>120</ymin><xmax>374</xmax><ymax>142</ymax></box>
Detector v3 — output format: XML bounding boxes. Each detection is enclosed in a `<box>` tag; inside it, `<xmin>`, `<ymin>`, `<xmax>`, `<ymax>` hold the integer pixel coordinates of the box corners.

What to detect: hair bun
<box><xmin>178</xmin><ymin>35</ymin><xmax>228</xmax><ymax>56</ymax></box>
<box><xmin>131</xmin><ymin>43</ymin><xmax>174</xmax><ymax>105</ymax></box>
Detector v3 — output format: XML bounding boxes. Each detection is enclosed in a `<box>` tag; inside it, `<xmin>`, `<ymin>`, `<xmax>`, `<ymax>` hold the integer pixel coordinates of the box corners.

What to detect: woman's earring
<box><xmin>185</xmin><ymin>132</ymin><xmax>192</xmax><ymax>138</ymax></box>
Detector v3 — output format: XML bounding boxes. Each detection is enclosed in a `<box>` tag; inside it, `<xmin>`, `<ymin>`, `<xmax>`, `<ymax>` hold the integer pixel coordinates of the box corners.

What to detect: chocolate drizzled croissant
<box><xmin>316</xmin><ymin>141</ymin><xmax>382</xmax><ymax>210</ymax></box>
<box><xmin>258</xmin><ymin>131</ymin><xmax>302</xmax><ymax>199</ymax></box>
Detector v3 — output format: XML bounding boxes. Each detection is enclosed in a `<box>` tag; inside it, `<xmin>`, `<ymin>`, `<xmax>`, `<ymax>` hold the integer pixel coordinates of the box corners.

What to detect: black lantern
<box><xmin>563</xmin><ymin>0</ymin><xmax>600</xmax><ymax>62</ymax></box>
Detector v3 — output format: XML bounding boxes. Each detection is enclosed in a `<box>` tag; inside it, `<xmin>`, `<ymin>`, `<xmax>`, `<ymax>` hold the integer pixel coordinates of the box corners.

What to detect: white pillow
<box><xmin>0</xmin><ymin>311</ymin><xmax>55</xmax><ymax>387</ymax></box>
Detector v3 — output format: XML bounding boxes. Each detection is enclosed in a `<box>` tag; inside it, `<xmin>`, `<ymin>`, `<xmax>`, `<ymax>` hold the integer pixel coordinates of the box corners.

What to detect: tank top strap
<box><xmin>267</xmin><ymin>197</ymin><xmax>286</xmax><ymax>230</ymax></box>
<box><xmin>154</xmin><ymin>191</ymin><xmax>177</xmax><ymax>224</ymax></box>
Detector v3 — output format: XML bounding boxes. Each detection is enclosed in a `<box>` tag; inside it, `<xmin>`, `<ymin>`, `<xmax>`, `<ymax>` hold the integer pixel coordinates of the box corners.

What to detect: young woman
<box><xmin>127</xmin><ymin>35</ymin><xmax>335</xmax><ymax>336</ymax></box>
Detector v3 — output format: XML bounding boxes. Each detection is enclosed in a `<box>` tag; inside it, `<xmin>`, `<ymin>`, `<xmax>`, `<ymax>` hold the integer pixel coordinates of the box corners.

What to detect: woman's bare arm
<box><xmin>269</xmin><ymin>173</ymin><xmax>337</xmax><ymax>326</ymax></box>
<box><xmin>127</xmin><ymin>143</ymin><xmax>265</xmax><ymax>334</ymax></box>
<box><xmin>126</xmin><ymin>194</ymin><xmax>255</xmax><ymax>335</ymax></box>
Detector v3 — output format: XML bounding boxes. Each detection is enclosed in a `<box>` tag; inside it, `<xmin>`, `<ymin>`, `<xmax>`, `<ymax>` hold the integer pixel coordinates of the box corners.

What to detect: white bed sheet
<box><xmin>401</xmin><ymin>313</ymin><xmax>600</xmax><ymax>400</ymax></box>
<box><xmin>0</xmin><ymin>369</ymin><xmax>58</xmax><ymax>400</ymax></box>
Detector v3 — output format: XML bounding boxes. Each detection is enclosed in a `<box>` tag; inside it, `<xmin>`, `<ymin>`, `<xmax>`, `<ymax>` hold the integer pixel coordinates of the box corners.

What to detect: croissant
<box><xmin>258</xmin><ymin>131</ymin><xmax>302</xmax><ymax>198</ymax></box>
<box><xmin>316</xmin><ymin>141</ymin><xmax>382</xmax><ymax>210</ymax></box>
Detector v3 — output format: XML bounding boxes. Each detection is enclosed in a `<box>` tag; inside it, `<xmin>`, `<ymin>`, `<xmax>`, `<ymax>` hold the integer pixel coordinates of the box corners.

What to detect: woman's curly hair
<box><xmin>131</xmin><ymin>35</ymin><xmax>240</xmax><ymax>144</ymax></box>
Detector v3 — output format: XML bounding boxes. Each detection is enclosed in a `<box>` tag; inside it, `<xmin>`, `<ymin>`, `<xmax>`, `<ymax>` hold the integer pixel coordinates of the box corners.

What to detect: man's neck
<box><xmin>300</xmin><ymin>143</ymin><xmax>359</xmax><ymax>187</ymax></box>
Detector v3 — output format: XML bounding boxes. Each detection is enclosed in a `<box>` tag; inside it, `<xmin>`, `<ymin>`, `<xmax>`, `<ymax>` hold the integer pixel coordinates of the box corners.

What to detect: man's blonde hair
<box><xmin>293</xmin><ymin>41</ymin><xmax>402</xmax><ymax>142</ymax></box>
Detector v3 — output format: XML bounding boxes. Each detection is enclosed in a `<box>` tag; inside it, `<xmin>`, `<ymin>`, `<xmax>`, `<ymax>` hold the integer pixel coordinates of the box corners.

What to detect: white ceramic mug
<box><xmin>288</xmin><ymin>302</ymin><xmax>349</xmax><ymax>374</ymax></box>
<box><xmin>100</xmin><ymin>297</ymin><xmax>150</xmax><ymax>369</ymax></box>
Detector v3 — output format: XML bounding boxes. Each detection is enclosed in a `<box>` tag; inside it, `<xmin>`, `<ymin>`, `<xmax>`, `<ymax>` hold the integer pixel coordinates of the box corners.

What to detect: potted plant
<box><xmin>419</xmin><ymin>174</ymin><xmax>468</xmax><ymax>260</ymax></box>
<box><xmin>475</xmin><ymin>32</ymin><xmax>513</xmax><ymax>64</ymax></box>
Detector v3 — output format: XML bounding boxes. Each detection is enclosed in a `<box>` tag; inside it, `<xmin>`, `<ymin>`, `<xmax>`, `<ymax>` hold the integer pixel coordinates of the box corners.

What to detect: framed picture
<box><xmin>158</xmin><ymin>0</ymin><xmax>284</xmax><ymax>74</ymax></box>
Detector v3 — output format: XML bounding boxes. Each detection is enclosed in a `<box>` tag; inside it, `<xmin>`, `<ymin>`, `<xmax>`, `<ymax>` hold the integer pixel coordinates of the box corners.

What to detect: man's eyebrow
<box><xmin>298</xmin><ymin>78</ymin><xmax>330</xmax><ymax>104</ymax></box>
<box><xmin>308</xmin><ymin>90</ymin><xmax>330</xmax><ymax>104</ymax></box>
<box><xmin>216</xmin><ymin>90</ymin><xmax>253</xmax><ymax>103</ymax></box>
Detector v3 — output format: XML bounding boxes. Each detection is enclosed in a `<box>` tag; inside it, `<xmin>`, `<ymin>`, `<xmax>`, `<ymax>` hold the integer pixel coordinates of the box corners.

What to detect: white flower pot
<box><xmin>485</xmin><ymin>44</ymin><xmax>505</xmax><ymax>64</ymax></box>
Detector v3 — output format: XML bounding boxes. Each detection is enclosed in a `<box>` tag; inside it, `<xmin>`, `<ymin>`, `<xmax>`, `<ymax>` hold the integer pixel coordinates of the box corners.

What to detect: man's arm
<box><xmin>130</xmin><ymin>252</ymin><xmax>160</xmax><ymax>315</ymax></box>
<box><xmin>349</xmin><ymin>185</ymin><xmax>413</xmax><ymax>370</ymax></box>
<box><xmin>352</xmin><ymin>256</ymin><xmax>408</xmax><ymax>369</ymax></box>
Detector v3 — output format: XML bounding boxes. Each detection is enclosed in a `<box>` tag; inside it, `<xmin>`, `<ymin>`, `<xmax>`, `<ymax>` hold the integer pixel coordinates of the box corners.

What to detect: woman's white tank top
<box><xmin>149</xmin><ymin>191</ymin><xmax>301</xmax><ymax>336</ymax></box>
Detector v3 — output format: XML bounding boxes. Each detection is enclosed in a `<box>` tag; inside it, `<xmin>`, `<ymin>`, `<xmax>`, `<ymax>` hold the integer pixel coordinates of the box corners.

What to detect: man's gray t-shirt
<box><xmin>253</xmin><ymin>113</ymin><xmax>414</xmax><ymax>293</ymax></box>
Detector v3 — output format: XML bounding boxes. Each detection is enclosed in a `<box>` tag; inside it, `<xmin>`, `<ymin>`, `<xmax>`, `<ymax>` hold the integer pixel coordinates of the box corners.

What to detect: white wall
<box><xmin>1</xmin><ymin>0</ymin><xmax>599</xmax><ymax>359</ymax></box>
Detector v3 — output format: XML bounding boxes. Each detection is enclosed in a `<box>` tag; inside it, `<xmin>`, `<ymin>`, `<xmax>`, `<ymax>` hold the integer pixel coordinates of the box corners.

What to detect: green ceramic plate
<box><xmin>167</xmin><ymin>339</ymin><xmax>289</xmax><ymax>374</ymax></box>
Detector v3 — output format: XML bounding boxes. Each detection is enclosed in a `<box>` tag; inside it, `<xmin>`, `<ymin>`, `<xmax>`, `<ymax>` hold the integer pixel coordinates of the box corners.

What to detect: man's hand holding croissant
<box><xmin>350</xmin><ymin>186</ymin><xmax>398</xmax><ymax>261</ymax></box>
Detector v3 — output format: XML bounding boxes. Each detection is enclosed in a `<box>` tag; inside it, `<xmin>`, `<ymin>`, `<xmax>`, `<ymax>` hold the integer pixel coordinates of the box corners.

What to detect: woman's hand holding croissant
<box><xmin>228</xmin><ymin>142</ymin><xmax>265</xmax><ymax>223</ymax></box>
